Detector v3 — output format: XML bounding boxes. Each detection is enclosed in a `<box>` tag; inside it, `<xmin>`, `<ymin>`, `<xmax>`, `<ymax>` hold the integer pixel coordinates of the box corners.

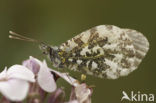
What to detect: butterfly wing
<box><xmin>59</xmin><ymin>25</ymin><xmax>149</xmax><ymax>79</ymax></box>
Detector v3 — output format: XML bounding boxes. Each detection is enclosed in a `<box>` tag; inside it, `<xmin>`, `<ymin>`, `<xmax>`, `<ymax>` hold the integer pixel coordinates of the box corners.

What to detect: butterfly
<box><xmin>9</xmin><ymin>25</ymin><xmax>149</xmax><ymax>79</ymax></box>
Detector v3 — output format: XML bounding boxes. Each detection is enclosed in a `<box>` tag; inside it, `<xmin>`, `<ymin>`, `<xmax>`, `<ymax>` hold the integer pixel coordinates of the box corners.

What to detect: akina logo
<box><xmin>121</xmin><ymin>91</ymin><xmax>155</xmax><ymax>102</ymax></box>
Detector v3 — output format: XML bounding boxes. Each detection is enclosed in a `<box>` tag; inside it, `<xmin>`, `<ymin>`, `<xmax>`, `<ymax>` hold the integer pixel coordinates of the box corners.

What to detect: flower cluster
<box><xmin>0</xmin><ymin>56</ymin><xmax>92</xmax><ymax>103</ymax></box>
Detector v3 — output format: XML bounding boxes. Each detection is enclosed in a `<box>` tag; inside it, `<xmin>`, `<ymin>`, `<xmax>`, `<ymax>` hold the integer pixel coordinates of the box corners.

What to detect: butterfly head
<box><xmin>39</xmin><ymin>42</ymin><xmax>51</xmax><ymax>55</ymax></box>
<box><xmin>39</xmin><ymin>43</ymin><xmax>62</xmax><ymax>68</ymax></box>
<box><xmin>8</xmin><ymin>31</ymin><xmax>62</xmax><ymax>68</ymax></box>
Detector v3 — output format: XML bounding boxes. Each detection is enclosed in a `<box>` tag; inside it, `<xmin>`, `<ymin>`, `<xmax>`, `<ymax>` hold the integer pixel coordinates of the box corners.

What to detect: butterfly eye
<box><xmin>42</xmin><ymin>51</ymin><xmax>48</xmax><ymax>55</ymax></box>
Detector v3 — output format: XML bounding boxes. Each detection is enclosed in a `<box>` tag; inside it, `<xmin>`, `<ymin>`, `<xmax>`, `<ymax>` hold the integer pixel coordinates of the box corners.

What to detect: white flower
<box><xmin>23</xmin><ymin>56</ymin><xmax>57</xmax><ymax>93</ymax></box>
<box><xmin>23</xmin><ymin>56</ymin><xmax>92</xmax><ymax>103</ymax></box>
<box><xmin>74</xmin><ymin>84</ymin><xmax>92</xmax><ymax>103</ymax></box>
<box><xmin>50</xmin><ymin>69</ymin><xmax>92</xmax><ymax>103</ymax></box>
<box><xmin>0</xmin><ymin>65</ymin><xmax>35</xmax><ymax>101</ymax></box>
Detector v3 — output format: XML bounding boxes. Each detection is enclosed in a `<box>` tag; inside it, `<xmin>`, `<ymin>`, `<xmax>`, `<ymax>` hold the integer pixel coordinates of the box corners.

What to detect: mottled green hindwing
<box><xmin>58</xmin><ymin>25</ymin><xmax>149</xmax><ymax>79</ymax></box>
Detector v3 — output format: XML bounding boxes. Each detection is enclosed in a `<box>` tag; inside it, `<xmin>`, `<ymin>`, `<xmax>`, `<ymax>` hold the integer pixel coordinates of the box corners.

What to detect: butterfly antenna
<box><xmin>9</xmin><ymin>31</ymin><xmax>39</xmax><ymax>43</ymax></box>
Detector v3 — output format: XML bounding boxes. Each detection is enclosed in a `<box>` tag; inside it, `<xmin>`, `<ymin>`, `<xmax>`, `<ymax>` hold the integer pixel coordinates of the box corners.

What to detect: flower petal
<box><xmin>37</xmin><ymin>61</ymin><xmax>56</xmax><ymax>92</ymax></box>
<box><xmin>66</xmin><ymin>100</ymin><xmax>79</xmax><ymax>103</ymax></box>
<box><xmin>23</xmin><ymin>56</ymin><xmax>41</xmax><ymax>75</ymax></box>
<box><xmin>7</xmin><ymin>65</ymin><xmax>35</xmax><ymax>82</ymax></box>
<box><xmin>48</xmin><ymin>88</ymin><xmax>65</xmax><ymax>103</ymax></box>
<box><xmin>75</xmin><ymin>84</ymin><xmax>92</xmax><ymax>103</ymax></box>
<box><xmin>50</xmin><ymin>69</ymin><xmax>79</xmax><ymax>87</ymax></box>
<box><xmin>0</xmin><ymin>67</ymin><xmax>7</xmax><ymax>79</ymax></box>
<box><xmin>29</xmin><ymin>56</ymin><xmax>43</xmax><ymax>65</ymax></box>
<box><xmin>0</xmin><ymin>79</ymin><xmax>29</xmax><ymax>101</ymax></box>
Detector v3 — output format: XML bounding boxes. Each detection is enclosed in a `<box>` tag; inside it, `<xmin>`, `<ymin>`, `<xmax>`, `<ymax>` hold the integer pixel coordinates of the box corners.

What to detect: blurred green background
<box><xmin>0</xmin><ymin>0</ymin><xmax>156</xmax><ymax>102</ymax></box>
